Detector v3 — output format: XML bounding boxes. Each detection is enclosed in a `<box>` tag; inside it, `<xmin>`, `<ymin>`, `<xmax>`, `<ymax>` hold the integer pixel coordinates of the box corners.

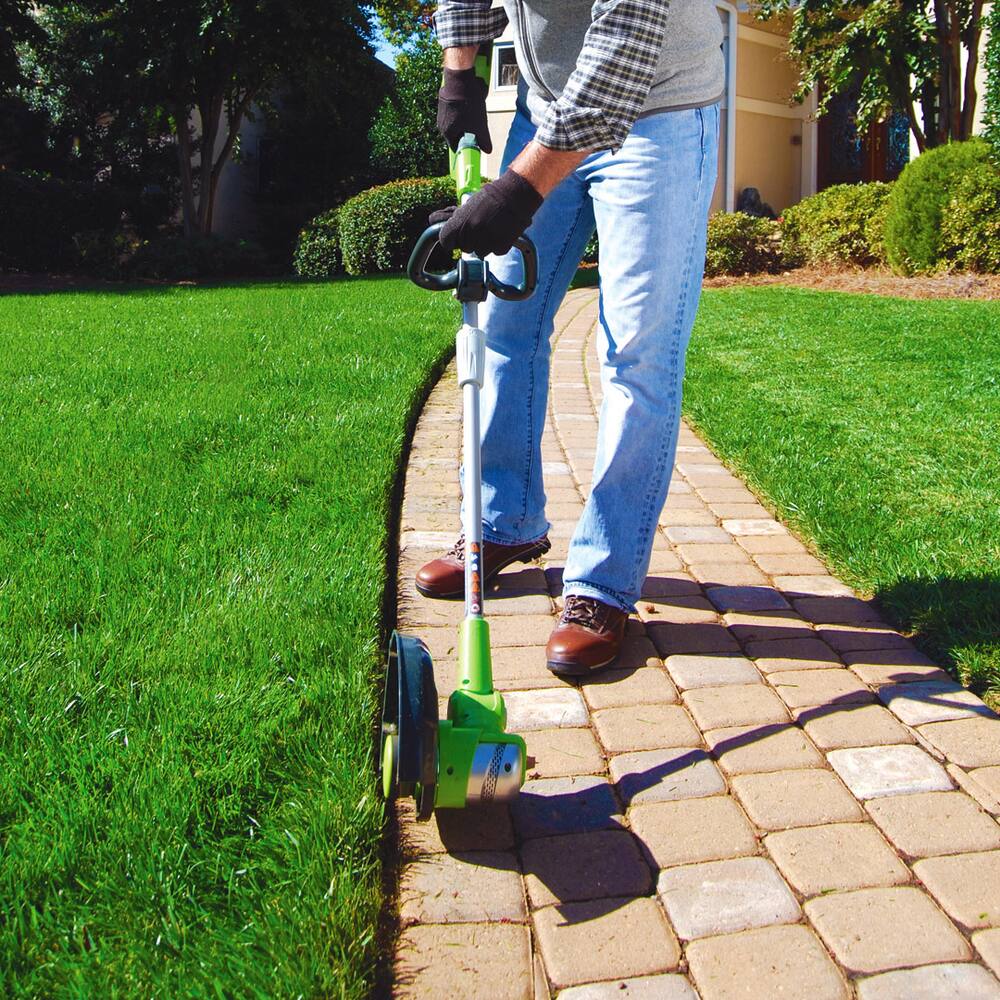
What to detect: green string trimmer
<box><xmin>380</xmin><ymin>56</ymin><xmax>539</xmax><ymax>822</ymax></box>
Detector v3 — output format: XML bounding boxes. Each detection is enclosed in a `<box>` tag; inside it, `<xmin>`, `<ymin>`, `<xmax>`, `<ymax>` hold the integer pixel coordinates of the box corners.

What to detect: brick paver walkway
<box><xmin>391</xmin><ymin>289</ymin><xmax>1000</xmax><ymax>999</ymax></box>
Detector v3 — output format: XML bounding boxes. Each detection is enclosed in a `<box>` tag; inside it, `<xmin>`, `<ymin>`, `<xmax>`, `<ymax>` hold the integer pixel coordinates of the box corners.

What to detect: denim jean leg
<box><xmin>562</xmin><ymin>104</ymin><xmax>721</xmax><ymax>611</ymax></box>
<box><xmin>472</xmin><ymin>111</ymin><xmax>596</xmax><ymax>545</ymax></box>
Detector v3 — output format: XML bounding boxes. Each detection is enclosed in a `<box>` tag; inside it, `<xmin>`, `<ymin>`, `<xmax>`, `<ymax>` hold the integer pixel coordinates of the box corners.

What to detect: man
<box><xmin>417</xmin><ymin>0</ymin><xmax>724</xmax><ymax>676</ymax></box>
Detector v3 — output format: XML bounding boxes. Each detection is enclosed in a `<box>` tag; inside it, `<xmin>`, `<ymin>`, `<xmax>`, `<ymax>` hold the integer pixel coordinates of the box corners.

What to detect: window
<box><xmin>494</xmin><ymin>43</ymin><xmax>519</xmax><ymax>90</ymax></box>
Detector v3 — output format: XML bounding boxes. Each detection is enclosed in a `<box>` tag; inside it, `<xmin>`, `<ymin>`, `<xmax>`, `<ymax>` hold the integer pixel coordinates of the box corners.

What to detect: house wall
<box><xmin>483</xmin><ymin>6</ymin><xmax>816</xmax><ymax>216</ymax></box>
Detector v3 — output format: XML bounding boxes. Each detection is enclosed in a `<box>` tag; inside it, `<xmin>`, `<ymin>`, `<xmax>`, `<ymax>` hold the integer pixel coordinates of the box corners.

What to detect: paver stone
<box><xmin>705</xmin><ymin>722</ymin><xmax>824</xmax><ymax>774</ymax></box>
<box><xmin>827</xmin><ymin>745</ymin><xmax>952</xmax><ymax>799</ymax></box>
<box><xmin>731</xmin><ymin>769</ymin><xmax>863</xmax><ymax>830</ymax></box>
<box><xmin>533</xmin><ymin>897</ymin><xmax>680</xmax><ymax>990</ymax></box>
<box><xmin>686</xmin><ymin>924</ymin><xmax>849</xmax><ymax>1000</ymax></box>
<box><xmin>768</xmin><ymin>668</ymin><xmax>874</xmax><ymax>709</ymax></box>
<box><xmin>805</xmin><ymin>887</ymin><xmax>972</xmax><ymax>974</ymax></box>
<box><xmin>918</xmin><ymin>718</ymin><xmax>1000</xmax><ymax>769</ymax></box>
<box><xmin>665</xmin><ymin>653</ymin><xmax>760</xmax><ymax>689</ymax></box>
<box><xmin>795</xmin><ymin>704</ymin><xmax>915</xmax><ymax>750</ymax></box>
<box><xmin>865</xmin><ymin>791</ymin><xmax>1000</xmax><ymax>858</ymax></box>
<box><xmin>656</xmin><ymin>857</ymin><xmax>800</xmax><ymax>939</ymax></box>
<box><xmin>505</xmin><ymin>688</ymin><xmax>589</xmax><ymax>732</ymax></box>
<box><xmin>512</xmin><ymin>775</ymin><xmax>622</xmax><ymax>841</ymax></box>
<box><xmin>856</xmin><ymin>964</ymin><xmax>1000</xmax><ymax>1000</ymax></box>
<box><xmin>914</xmin><ymin>851</ymin><xmax>1000</xmax><ymax>929</ymax></box>
<box><xmin>975</xmin><ymin>929</ymin><xmax>1000</xmax><ymax>978</ymax></box>
<box><xmin>580</xmin><ymin>667</ymin><xmax>677</xmax><ymax>710</ymax></box>
<box><xmin>557</xmin><ymin>974</ymin><xmax>698</xmax><ymax>999</ymax></box>
<box><xmin>879</xmin><ymin>681</ymin><xmax>996</xmax><ymax>725</ymax></box>
<box><xmin>399</xmin><ymin>852</ymin><xmax>525</xmax><ymax>925</ymax></box>
<box><xmin>609</xmin><ymin>747</ymin><xmax>726</xmax><ymax>807</ymax></box>
<box><xmin>525</xmin><ymin>727</ymin><xmax>605</xmax><ymax>779</ymax></box>
<box><xmin>682</xmin><ymin>684</ymin><xmax>789</xmax><ymax>729</ymax></box>
<box><xmin>592</xmin><ymin>703</ymin><xmax>701</xmax><ymax>753</ymax></box>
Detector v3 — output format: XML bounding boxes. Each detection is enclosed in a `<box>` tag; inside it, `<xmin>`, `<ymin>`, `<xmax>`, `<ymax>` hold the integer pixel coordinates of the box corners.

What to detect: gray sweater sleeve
<box><xmin>434</xmin><ymin>1</ymin><xmax>509</xmax><ymax>49</ymax></box>
<box><xmin>535</xmin><ymin>0</ymin><xmax>669</xmax><ymax>153</ymax></box>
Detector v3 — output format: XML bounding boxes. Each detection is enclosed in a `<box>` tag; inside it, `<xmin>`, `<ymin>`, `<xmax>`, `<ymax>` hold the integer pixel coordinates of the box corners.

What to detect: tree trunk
<box><xmin>196</xmin><ymin>90</ymin><xmax>224</xmax><ymax>234</ymax></box>
<box><xmin>961</xmin><ymin>0</ymin><xmax>985</xmax><ymax>140</ymax></box>
<box><xmin>205</xmin><ymin>91</ymin><xmax>255</xmax><ymax>235</ymax></box>
<box><xmin>174</xmin><ymin>107</ymin><xmax>197</xmax><ymax>237</ymax></box>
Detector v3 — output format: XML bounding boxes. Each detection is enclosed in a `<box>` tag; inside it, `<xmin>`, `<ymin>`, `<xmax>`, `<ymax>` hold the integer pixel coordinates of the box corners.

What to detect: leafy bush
<box><xmin>369</xmin><ymin>36</ymin><xmax>448</xmax><ymax>180</ymax></box>
<box><xmin>781</xmin><ymin>182</ymin><xmax>893</xmax><ymax>268</ymax></box>
<box><xmin>704</xmin><ymin>212</ymin><xmax>784</xmax><ymax>278</ymax></box>
<box><xmin>126</xmin><ymin>234</ymin><xmax>268</xmax><ymax>281</ymax></box>
<box><xmin>0</xmin><ymin>170</ymin><xmax>121</xmax><ymax>272</ymax></box>
<box><xmin>293</xmin><ymin>208</ymin><xmax>341</xmax><ymax>278</ymax></box>
<box><xmin>582</xmin><ymin>230</ymin><xmax>599</xmax><ymax>264</ymax></box>
<box><xmin>939</xmin><ymin>159</ymin><xmax>1000</xmax><ymax>273</ymax></box>
<box><xmin>338</xmin><ymin>176</ymin><xmax>455</xmax><ymax>275</ymax></box>
<box><xmin>883</xmin><ymin>139</ymin><xmax>994</xmax><ymax>275</ymax></box>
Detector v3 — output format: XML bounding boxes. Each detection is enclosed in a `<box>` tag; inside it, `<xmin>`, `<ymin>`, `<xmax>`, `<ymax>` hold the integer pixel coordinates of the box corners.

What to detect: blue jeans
<box><xmin>477</xmin><ymin>103</ymin><xmax>720</xmax><ymax>612</ymax></box>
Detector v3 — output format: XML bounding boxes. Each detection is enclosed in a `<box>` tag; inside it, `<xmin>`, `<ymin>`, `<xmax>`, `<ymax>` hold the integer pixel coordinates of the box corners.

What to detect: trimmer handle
<box><xmin>406</xmin><ymin>226</ymin><xmax>539</xmax><ymax>302</ymax></box>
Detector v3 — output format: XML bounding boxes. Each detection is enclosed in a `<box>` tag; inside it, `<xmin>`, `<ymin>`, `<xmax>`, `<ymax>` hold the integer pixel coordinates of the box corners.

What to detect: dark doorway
<box><xmin>817</xmin><ymin>84</ymin><xmax>910</xmax><ymax>189</ymax></box>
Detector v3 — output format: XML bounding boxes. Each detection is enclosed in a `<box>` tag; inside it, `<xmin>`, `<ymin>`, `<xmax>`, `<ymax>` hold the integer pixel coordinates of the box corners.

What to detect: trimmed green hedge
<box><xmin>704</xmin><ymin>212</ymin><xmax>784</xmax><ymax>277</ymax></box>
<box><xmin>781</xmin><ymin>183</ymin><xmax>893</xmax><ymax>268</ymax></box>
<box><xmin>338</xmin><ymin>176</ymin><xmax>454</xmax><ymax>275</ymax></box>
<box><xmin>293</xmin><ymin>208</ymin><xmax>341</xmax><ymax>278</ymax></box>
<box><xmin>884</xmin><ymin>139</ymin><xmax>994</xmax><ymax>275</ymax></box>
<box><xmin>940</xmin><ymin>159</ymin><xmax>1000</xmax><ymax>274</ymax></box>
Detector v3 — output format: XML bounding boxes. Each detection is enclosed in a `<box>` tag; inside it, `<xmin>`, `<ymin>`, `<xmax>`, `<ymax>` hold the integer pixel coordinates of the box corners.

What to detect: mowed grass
<box><xmin>686</xmin><ymin>287</ymin><xmax>1000</xmax><ymax>706</ymax></box>
<box><xmin>0</xmin><ymin>278</ymin><xmax>455</xmax><ymax>996</ymax></box>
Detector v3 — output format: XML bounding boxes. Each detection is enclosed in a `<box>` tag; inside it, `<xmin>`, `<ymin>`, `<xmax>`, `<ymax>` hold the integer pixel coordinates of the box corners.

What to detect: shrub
<box><xmin>939</xmin><ymin>159</ymin><xmax>1000</xmax><ymax>273</ymax></box>
<box><xmin>126</xmin><ymin>234</ymin><xmax>268</xmax><ymax>281</ymax></box>
<box><xmin>338</xmin><ymin>176</ymin><xmax>455</xmax><ymax>275</ymax></box>
<box><xmin>582</xmin><ymin>230</ymin><xmax>599</xmax><ymax>264</ymax></box>
<box><xmin>780</xmin><ymin>182</ymin><xmax>893</xmax><ymax>268</ymax></box>
<box><xmin>883</xmin><ymin>138</ymin><xmax>994</xmax><ymax>275</ymax></box>
<box><xmin>0</xmin><ymin>170</ymin><xmax>121</xmax><ymax>272</ymax></box>
<box><xmin>704</xmin><ymin>212</ymin><xmax>784</xmax><ymax>278</ymax></box>
<box><xmin>293</xmin><ymin>208</ymin><xmax>341</xmax><ymax>278</ymax></box>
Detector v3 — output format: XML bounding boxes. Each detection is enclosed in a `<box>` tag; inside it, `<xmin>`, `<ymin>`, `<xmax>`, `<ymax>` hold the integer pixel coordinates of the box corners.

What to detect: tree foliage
<box><xmin>369</xmin><ymin>35</ymin><xmax>447</xmax><ymax>180</ymax></box>
<box><xmin>757</xmin><ymin>0</ymin><xmax>986</xmax><ymax>150</ymax></box>
<box><xmin>0</xmin><ymin>0</ymin><xmax>43</xmax><ymax>88</ymax></box>
<box><xmin>982</xmin><ymin>3</ymin><xmax>1000</xmax><ymax>150</ymax></box>
<box><xmin>28</xmin><ymin>1</ymin><xmax>377</xmax><ymax>235</ymax></box>
<box><xmin>373</xmin><ymin>0</ymin><xmax>435</xmax><ymax>47</ymax></box>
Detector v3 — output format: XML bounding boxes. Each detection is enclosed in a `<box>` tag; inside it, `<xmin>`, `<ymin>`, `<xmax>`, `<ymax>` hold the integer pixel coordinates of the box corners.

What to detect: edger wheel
<box><xmin>380</xmin><ymin>631</ymin><xmax>438</xmax><ymax>816</ymax></box>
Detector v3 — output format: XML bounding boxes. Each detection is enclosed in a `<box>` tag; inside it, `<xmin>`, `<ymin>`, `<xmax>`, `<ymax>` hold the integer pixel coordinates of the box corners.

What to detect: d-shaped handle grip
<box><xmin>406</xmin><ymin>226</ymin><xmax>539</xmax><ymax>302</ymax></box>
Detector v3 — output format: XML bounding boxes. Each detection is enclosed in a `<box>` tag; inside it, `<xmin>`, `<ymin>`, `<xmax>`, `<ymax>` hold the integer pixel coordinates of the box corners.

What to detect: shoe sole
<box><xmin>414</xmin><ymin>544</ymin><xmax>549</xmax><ymax>601</ymax></box>
<box><xmin>546</xmin><ymin>652</ymin><xmax>619</xmax><ymax>677</ymax></box>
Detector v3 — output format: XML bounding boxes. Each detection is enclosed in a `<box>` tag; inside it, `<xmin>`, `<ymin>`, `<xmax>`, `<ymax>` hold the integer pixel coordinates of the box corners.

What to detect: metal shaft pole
<box><xmin>459</xmin><ymin>298</ymin><xmax>484</xmax><ymax>620</ymax></box>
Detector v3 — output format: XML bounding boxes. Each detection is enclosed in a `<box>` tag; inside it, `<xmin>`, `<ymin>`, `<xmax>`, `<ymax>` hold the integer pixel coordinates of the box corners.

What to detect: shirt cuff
<box><xmin>534</xmin><ymin>101</ymin><xmax>624</xmax><ymax>153</ymax></box>
<box><xmin>433</xmin><ymin>6</ymin><xmax>508</xmax><ymax>49</ymax></box>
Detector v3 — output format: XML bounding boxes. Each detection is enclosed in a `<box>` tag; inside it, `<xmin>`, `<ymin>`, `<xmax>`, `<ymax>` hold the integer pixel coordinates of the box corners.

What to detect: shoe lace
<box><xmin>561</xmin><ymin>595</ymin><xmax>613</xmax><ymax>631</ymax></box>
<box><xmin>446</xmin><ymin>533</ymin><xmax>465</xmax><ymax>561</ymax></box>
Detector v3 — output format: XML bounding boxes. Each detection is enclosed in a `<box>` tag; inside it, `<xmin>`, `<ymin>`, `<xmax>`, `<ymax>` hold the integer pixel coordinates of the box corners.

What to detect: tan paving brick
<box><xmin>398</xmin><ymin>801</ymin><xmax>515</xmax><ymax>855</ymax></box>
<box><xmin>613</xmin><ymin>634</ymin><xmax>663</xmax><ymax>671</ymax></box>
<box><xmin>705</xmin><ymin>585</ymin><xmax>791</xmax><ymax>613</ymax></box>
<box><xmin>645</xmin><ymin>547</ymin><xmax>684</xmax><ymax>572</ymax></box>
<box><xmin>775</xmin><ymin>575</ymin><xmax>854</xmax><ymax>597</ymax></box>
<box><xmin>705</xmin><ymin>722</ymin><xmax>824</xmax><ymax>774</ymax></box>
<box><xmin>557</xmin><ymin>975</ymin><xmax>699</xmax><ymax>999</ymax></box>
<box><xmin>794</xmin><ymin>595</ymin><xmax>886</xmax><ymax>627</ymax></box>
<box><xmin>666</xmin><ymin>653</ymin><xmax>760</xmax><ymax>689</ymax></box>
<box><xmin>722</xmin><ymin>518</ymin><xmax>787</xmax><ymax>536</ymax></box>
<box><xmin>610</xmin><ymin>747</ymin><xmax>725</xmax><ymax>807</ymax></box>
<box><xmin>658</xmin><ymin>508</ymin><xmax>720</xmax><ymax>527</ymax></box>
<box><xmin>399</xmin><ymin>852</ymin><xmax>526</xmax><ymax>925</ymax></box>
<box><xmin>914</xmin><ymin>851</ymin><xmax>1000</xmax><ymax>929</ymax></box>
<box><xmin>580</xmin><ymin>667</ymin><xmax>679</xmax><ymax>709</ymax></box>
<box><xmin>973</xmin><ymin>766</ymin><xmax>1000</xmax><ymax>803</ymax></box>
<box><xmin>754</xmin><ymin>552</ymin><xmax>829</xmax><ymax>576</ymax></box>
<box><xmin>665</xmin><ymin>525</ymin><xmax>731</xmax><ymax>544</ymax></box>
<box><xmin>745</xmin><ymin>635</ymin><xmax>841</xmax><ymax>668</ymax></box>
<box><xmin>816</xmin><ymin>625</ymin><xmax>913</xmax><ymax>653</ymax></box>
<box><xmin>731</xmin><ymin>769</ymin><xmax>864</xmax><ymax>830</ymax></box>
<box><xmin>533</xmin><ymin>897</ymin><xmax>680</xmax><ymax>990</ymax></box>
<box><xmin>976</xmin><ymin>928</ymin><xmax>1000</xmax><ymax>978</ymax></box>
<box><xmin>657</xmin><ymin>857</ymin><xmax>800</xmax><ymax>939</ymax></box>
<box><xmin>866</xmin><ymin>791</ymin><xmax>1000</xmax><ymax>860</ymax></box>
<box><xmin>629</xmin><ymin>795</ymin><xmax>757</xmax><ymax>869</ymax></box>
<box><xmin>592</xmin><ymin>703</ymin><xmax>701</xmax><ymax>753</ymax></box>
<box><xmin>676</xmin><ymin>542</ymin><xmax>751</xmax><ymax>564</ymax></box>
<box><xmin>796</xmin><ymin>704</ymin><xmax>916</xmax><ymax>750</ymax></box>
<box><xmin>856</xmin><ymin>964</ymin><xmax>1000</xmax><ymax>1000</ymax></box>
<box><xmin>640</xmin><ymin>572</ymin><xmax>703</xmax><ymax>599</ymax></box>
<box><xmin>689</xmin><ymin>561</ymin><xmax>769</xmax><ymax>587</ymax></box>
<box><xmin>918</xmin><ymin>717</ymin><xmax>1000</xmax><ymax>769</ymax></box>
<box><xmin>723</xmin><ymin>610</ymin><xmax>810</xmax><ymax>643</ymax></box>
<box><xmin>646</xmin><ymin>621</ymin><xmax>741</xmax><ymax>657</ymax></box>
<box><xmin>805</xmin><ymin>887</ymin><xmax>972</xmax><ymax>974</ymax></box>
<box><xmin>637</xmin><ymin>596</ymin><xmax>718</xmax><ymax>625</ymax></box>
<box><xmin>765</xmin><ymin>823</ymin><xmax>909</xmax><ymax>896</ymax></box>
<box><xmin>768</xmin><ymin>667</ymin><xmax>874</xmax><ymax>709</ymax></box>
<box><xmin>682</xmin><ymin>684</ymin><xmax>789</xmax><ymax>730</ymax></box>
<box><xmin>686</xmin><ymin>925</ymin><xmax>849</xmax><ymax>1000</ymax></box>
<box><xmin>525</xmin><ymin>727</ymin><xmax>605</xmax><ymax>779</ymax></box>
<box><xmin>505</xmin><ymin>688</ymin><xmax>589</xmax><ymax>732</ymax></box>
<box><xmin>395</xmin><ymin>923</ymin><xmax>533</xmax><ymax>1000</ymax></box>
<box><xmin>521</xmin><ymin>830</ymin><xmax>651</xmax><ymax>908</ymax></box>
<box><xmin>709</xmin><ymin>502</ymin><xmax>772</xmax><ymax>520</ymax></box>
<box><xmin>512</xmin><ymin>775</ymin><xmax>622</xmax><ymax>841</ymax></box>
<box><xmin>828</xmin><ymin>745</ymin><xmax>953</xmax><ymax>799</ymax></box>
<box><xmin>850</xmin><ymin>660</ymin><xmax>951</xmax><ymax>686</ymax></box>
<box><xmin>736</xmin><ymin>532</ymin><xmax>811</xmax><ymax>555</ymax></box>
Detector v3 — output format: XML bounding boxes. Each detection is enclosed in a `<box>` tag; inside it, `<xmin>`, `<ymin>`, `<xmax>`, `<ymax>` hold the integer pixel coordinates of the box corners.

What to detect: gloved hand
<box><xmin>430</xmin><ymin>170</ymin><xmax>543</xmax><ymax>257</ymax></box>
<box><xmin>437</xmin><ymin>67</ymin><xmax>492</xmax><ymax>153</ymax></box>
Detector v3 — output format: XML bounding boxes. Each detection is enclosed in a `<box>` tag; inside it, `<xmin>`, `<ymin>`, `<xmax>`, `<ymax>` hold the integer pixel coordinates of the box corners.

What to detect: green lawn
<box><xmin>0</xmin><ymin>278</ymin><xmax>455</xmax><ymax>997</ymax></box>
<box><xmin>687</xmin><ymin>287</ymin><xmax>1000</xmax><ymax>707</ymax></box>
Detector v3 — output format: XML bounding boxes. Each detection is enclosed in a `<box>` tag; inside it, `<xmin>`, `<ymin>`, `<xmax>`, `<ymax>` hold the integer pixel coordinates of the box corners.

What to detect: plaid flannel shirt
<box><xmin>433</xmin><ymin>1</ymin><xmax>669</xmax><ymax>152</ymax></box>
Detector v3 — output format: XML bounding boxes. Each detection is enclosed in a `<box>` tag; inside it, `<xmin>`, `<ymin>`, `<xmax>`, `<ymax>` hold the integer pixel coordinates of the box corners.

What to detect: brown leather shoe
<box><xmin>547</xmin><ymin>595</ymin><xmax>628</xmax><ymax>676</ymax></box>
<box><xmin>415</xmin><ymin>533</ymin><xmax>551</xmax><ymax>599</ymax></box>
